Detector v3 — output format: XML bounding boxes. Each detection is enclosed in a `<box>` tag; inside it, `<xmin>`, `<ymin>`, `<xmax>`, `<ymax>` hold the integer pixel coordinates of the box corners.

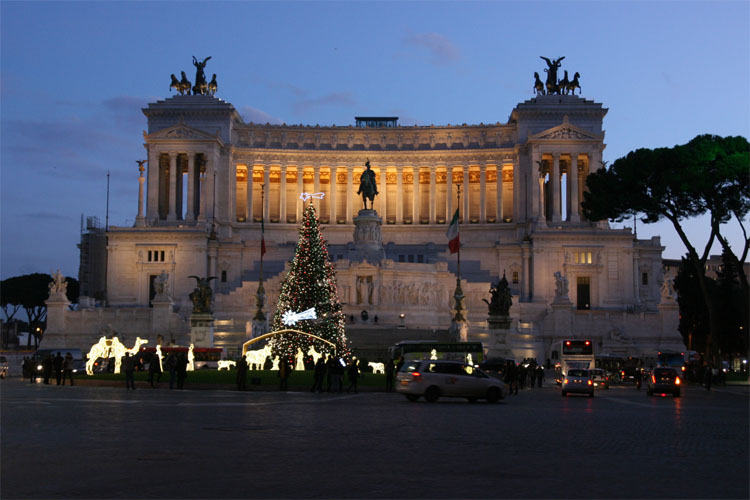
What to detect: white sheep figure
<box><xmin>369</xmin><ymin>362</ymin><xmax>385</xmax><ymax>374</ymax></box>
<box><xmin>217</xmin><ymin>360</ymin><xmax>237</xmax><ymax>371</ymax></box>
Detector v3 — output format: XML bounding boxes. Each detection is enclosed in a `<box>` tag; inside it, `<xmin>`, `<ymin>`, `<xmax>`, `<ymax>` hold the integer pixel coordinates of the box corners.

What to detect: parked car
<box><xmin>562</xmin><ymin>368</ymin><xmax>594</xmax><ymax>397</ymax></box>
<box><xmin>590</xmin><ymin>368</ymin><xmax>609</xmax><ymax>389</ymax></box>
<box><xmin>0</xmin><ymin>356</ymin><xmax>8</xmax><ymax>379</ymax></box>
<box><xmin>647</xmin><ymin>367</ymin><xmax>681</xmax><ymax>397</ymax></box>
<box><xmin>396</xmin><ymin>359</ymin><xmax>505</xmax><ymax>403</ymax></box>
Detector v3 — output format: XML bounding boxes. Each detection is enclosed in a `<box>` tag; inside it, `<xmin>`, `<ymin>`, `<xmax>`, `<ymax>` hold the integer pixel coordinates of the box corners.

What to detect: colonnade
<box><xmin>145</xmin><ymin>150</ymin><xmax>213</xmax><ymax>223</ymax></box>
<box><xmin>233</xmin><ymin>162</ymin><xmax>515</xmax><ymax>225</ymax></box>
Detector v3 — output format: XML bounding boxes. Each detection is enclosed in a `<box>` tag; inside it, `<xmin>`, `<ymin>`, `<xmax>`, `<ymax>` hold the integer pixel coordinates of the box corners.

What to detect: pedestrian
<box><xmin>53</xmin><ymin>352</ymin><xmax>64</xmax><ymax>385</ymax></box>
<box><xmin>165</xmin><ymin>351</ymin><xmax>177</xmax><ymax>389</ymax></box>
<box><xmin>704</xmin><ymin>364</ymin><xmax>712</xmax><ymax>391</ymax></box>
<box><xmin>536</xmin><ymin>365</ymin><xmax>544</xmax><ymax>388</ymax></box>
<box><xmin>396</xmin><ymin>355</ymin><xmax>405</xmax><ymax>374</ymax></box>
<box><xmin>123</xmin><ymin>352</ymin><xmax>136</xmax><ymax>390</ymax></box>
<box><xmin>346</xmin><ymin>357</ymin><xmax>360</xmax><ymax>393</ymax></box>
<box><xmin>529</xmin><ymin>363</ymin><xmax>537</xmax><ymax>389</ymax></box>
<box><xmin>325</xmin><ymin>355</ymin><xmax>335</xmax><ymax>392</ymax></box>
<box><xmin>311</xmin><ymin>356</ymin><xmax>326</xmax><ymax>393</ymax></box>
<box><xmin>634</xmin><ymin>368</ymin><xmax>642</xmax><ymax>390</ymax></box>
<box><xmin>148</xmin><ymin>354</ymin><xmax>161</xmax><ymax>388</ymax></box>
<box><xmin>335</xmin><ymin>358</ymin><xmax>345</xmax><ymax>393</ymax></box>
<box><xmin>385</xmin><ymin>358</ymin><xmax>395</xmax><ymax>392</ymax></box>
<box><xmin>61</xmin><ymin>352</ymin><xmax>75</xmax><ymax>386</ymax></box>
<box><xmin>22</xmin><ymin>357</ymin><xmax>33</xmax><ymax>383</ymax></box>
<box><xmin>278</xmin><ymin>357</ymin><xmax>290</xmax><ymax>391</ymax></box>
<box><xmin>236</xmin><ymin>355</ymin><xmax>248</xmax><ymax>391</ymax></box>
<box><xmin>42</xmin><ymin>354</ymin><xmax>53</xmax><ymax>384</ymax></box>
<box><xmin>176</xmin><ymin>352</ymin><xmax>188</xmax><ymax>390</ymax></box>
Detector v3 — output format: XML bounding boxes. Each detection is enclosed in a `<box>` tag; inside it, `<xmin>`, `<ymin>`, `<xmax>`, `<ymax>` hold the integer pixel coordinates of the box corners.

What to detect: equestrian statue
<box><xmin>357</xmin><ymin>159</ymin><xmax>378</xmax><ymax>210</ymax></box>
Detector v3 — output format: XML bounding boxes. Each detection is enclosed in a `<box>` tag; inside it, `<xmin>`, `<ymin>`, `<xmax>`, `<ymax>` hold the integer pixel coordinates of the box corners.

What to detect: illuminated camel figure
<box><xmin>110</xmin><ymin>337</ymin><xmax>148</xmax><ymax>374</ymax></box>
<box><xmin>85</xmin><ymin>336</ymin><xmax>111</xmax><ymax>375</ymax></box>
<box><xmin>217</xmin><ymin>360</ymin><xmax>236</xmax><ymax>371</ymax></box>
<box><xmin>307</xmin><ymin>346</ymin><xmax>323</xmax><ymax>365</ymax></box>
<box><xmin>368</xmin><ymin>362</ymin><xmax>385</xmax><ymax>374</ymax></box>
<box><xmin>187</xmin><ymin>344</ymin><xmax>195</xmax><ymax>371</ymax></box>
<box><xmin>245</xmin><ymin>344</ymin><xmax>272</xmax><ymax>370</ymax></box>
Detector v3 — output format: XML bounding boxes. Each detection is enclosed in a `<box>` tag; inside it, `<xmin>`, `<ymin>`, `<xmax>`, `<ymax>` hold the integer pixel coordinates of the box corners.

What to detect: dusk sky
<box><xmin>1</xmin><ymin>1</ymin><xmax>748</xmax><ymax>281</ymax></box>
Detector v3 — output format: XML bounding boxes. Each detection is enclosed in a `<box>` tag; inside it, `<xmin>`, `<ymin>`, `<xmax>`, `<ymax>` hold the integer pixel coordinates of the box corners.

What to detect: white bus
<box><xmin>555</xmin><ymin>340</ymin><xmax>595</xmax><ymax>383</ymax></box>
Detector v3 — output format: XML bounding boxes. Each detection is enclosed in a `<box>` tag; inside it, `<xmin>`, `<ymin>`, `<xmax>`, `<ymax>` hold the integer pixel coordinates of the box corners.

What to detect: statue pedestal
<box><xmin>486</xmin><ymin>327</ymin><xmax>515</xmax><ymax>359</ymax></box>
<box><xmin>40</xmin><ymin>296</ymin><xmax>71</xmax><ymax>349</ymax></box>
<box><xmin>551</xmin><ymin>300</ymin><xmax>573</xmax><ymax>336</ymax></box>
<box><xmin>151</xmin><ymin>298</ymin><xmax>173</xmax><ymax>334</ymax></box>
<box><xmin>488</xmin><ymin>315</ymin><xmax>511</xmax><ymax>329</ymax></box>
<box><xmin>190</xmin><ymin>313</ymin><xmax>214</xmax><ymax>347</ymax></box>
<box><xmin>351</xmin><ymin>209</ymin><xmax>385</xmax><ymax>263</ymax></box>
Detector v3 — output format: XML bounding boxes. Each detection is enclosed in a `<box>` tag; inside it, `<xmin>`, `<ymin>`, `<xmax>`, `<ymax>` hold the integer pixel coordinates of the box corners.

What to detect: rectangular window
<box><xmin>641</xmin><ymin>273</ymin><xmax>648</xmax><ymax>286</ymax></box>
<box><xmin>417</xmin><ymin>255</ymin><xmax>424</xmax><ymax>263</ymax></box>
<box><xmin>221</xmin><ymin>270</ymin><xmax>227</xmax><ymax>283</ymax></box>
<box><xmin>512</xmin><ymin>271</ymin><xmax>519</xmax><ymax>284</ymax></box>
<box><xmin>398</xmin><ymin>255</ymin><xmax>405</xmax><ymax>262</ymax></box>
<box><xmin>408</xmin><ymin>255</ymin><xmax>414</xmax><ymax>263</ymax></box>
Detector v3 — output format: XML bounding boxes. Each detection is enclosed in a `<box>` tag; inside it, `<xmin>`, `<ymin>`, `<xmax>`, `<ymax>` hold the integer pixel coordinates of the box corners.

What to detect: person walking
<box><xmin>346</xmin><ymin>357</ymin><xmax>360</xmax><ymax>393</ymax></box>
<box><xmin>42</xmin><ymin>354</ymin><xmax>53</xmax><ymax>384</ymax></box>
<box><xmin>704</xmin><ymin>364</ymin><xmax>712</xmax><ymax>391</ymax></box>
<box><xmin>236</xmin><ymin>355</ymin><xmax>248</xmax><ymax>391</ymax></box>
<box><xmin>23</xmin><ymin>357</ymin><xmax>34</xmax><ymax>383</ymax></box>
<box><xmin>311</xmin><ymin>356</ymin><xmax>326</xmax><ymax>393</ymax></box>
<box><xmin>62</xmin><ymin>352</ymin><xmax>75</xmax><ymax>386</ymax></box>
<box><xmin>53</xmin><ymin>352</ymin><xmax>64</xmax><ymax>385</ymax></box>
<box><xmin>385</xmin><ymin>358</ymin><xmax>395</xmax><ymax>392</ymax></box>
<box><xmin>176</xmin><ymin>353</ymin><xmax>188</xmax><ymax>390</ymax></box>
<box><xmin>536</xmin><ymin>365</ymin><xmax>544</xmax><ymax>388</ymax></box>
<box><xmin>165</xmin><ymin>351</ymin><xmax>177</xmax><ymax>390</ymax></box>
<box><xmin>278</xmin><ymin>357</ymin><xmax>290</xmax><ymax>391</ymax></box>
<box><xmin>123</xmin><ymin>352</ymin><xmax>136</xmax><ymax>390</ymax></box>
<box><xmin>148</xmin><ymin>354</ymin><xmax>161</xmax><ymax>388</ymax></box>
<box><xmin>325</xmin><ymin>355</ymin><xmax>335</xmax><ymax>392</ymax></box>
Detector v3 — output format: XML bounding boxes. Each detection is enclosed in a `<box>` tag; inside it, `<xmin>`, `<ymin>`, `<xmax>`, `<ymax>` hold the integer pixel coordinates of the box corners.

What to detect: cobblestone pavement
<box><xmin>2</xmin><ymin>379</ymin><xmax>748</xmax><ymax>499</ymax></box>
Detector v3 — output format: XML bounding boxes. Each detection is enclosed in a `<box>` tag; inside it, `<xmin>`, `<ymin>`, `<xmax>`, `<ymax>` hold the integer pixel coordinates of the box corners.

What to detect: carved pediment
<box><xmin>530</xmin><ymin>116</ymin><xmax>602</xmax><ymax>142</ymax></box>
<box><xmin>145</xmin><ymin>123</ymin><xmax>221</xmax><ymax>143</ymax></box>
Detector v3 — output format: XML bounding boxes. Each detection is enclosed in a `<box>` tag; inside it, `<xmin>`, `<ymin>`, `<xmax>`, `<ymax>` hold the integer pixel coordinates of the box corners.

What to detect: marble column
<box><xmin>296</xmin><ymin>165</ymin><xmax>304</xmax><ymax>222</ymax></box>
<box><xmin>429</xmin><ymin>166</ymin><xmax>436</xmax><ymax>224</ymax></box>
<box><xmin>412</xmin><ymin>167</ymin><xmax>420</xmax><ymax>224</ymax></box>
<box><xmin>462</xmin><ymin>166</ymin><xmax>470</xmax><ymax>222</ymax></box>
<box><xmin>479</xmin><ymin>164</ymin><xmax>486</xmax><ymax>223</ymax></box>
<box><xmin>230</xmin><ymin>162</ymin><xmax>238</xmax><ymax>222</ymax></box>
<box><xmin>263</xmin><ymin>166</ymin><xmax>271</xmax><ymax>224</ymax></box>
<box><xmin>198</xmin><ymin>167</ymin><xmax>206</xmax><ymax>221</ymax></box>
<box><xmin>246</xmin><ymin>164</ymin><xmax>253</xmax><ymax>222</ymax></box>
<box><xmin>280</xmin><ymin>164</ymin><xmax>287</xmax><ymax>223</ymax></box>
<box><xmin>538</xmin><ymin>174</ymin><xmax>546</xmax><ymax>225</ymax></box>
<box><xmin>496</xmin><ymin>163</ymin><xmax>504</xmax><ymax>223</ymax></box>
<box><xmin>346</xmin><ymin>166</ymin><xmax>353</xmax><ymax>222</ymax></box>
<box><xmin>446</xmin><ymin>167</ymin><xmax>453</xmax><ymax>221</ymax></box>
<box><xmin>569</xmin><ymin>153</ymin><xmax>580</xmax><ymax>222</ymax></box>
<box><xmin>379</xmin><ymin>165</ymin><xmax>387</xmax><ymax>217</ymax></box>
<box><xmin>167</xmin><ymin>152</ymin><xmax>177</xmax><ymax>221</ymax></box>
<box><xmin>329</xmin><ymin>166</ymin><xmax>337</xmax><ymax>223</ymax></box>
<box><xmin>530</xmin><ymin>148</ymin><xmax>540</xmax><ymax>220</ymax></box>
<box><xmin>185</xmin><ymin>153</ymin><xmax>196</xmax><ymax>220</ymax></box>
<box><xmin>396</xmin><ymin>166</ymin><xmax>403</xmax><ymax>223</ymax></box>
<box><xmin>146</xmin><ymin>149</ymin><xmax>159</xmax><ymax>220</ymax></box>
<box><xmin>136</xmin><ymin>162</ymin><xmax>146</xmax><ymax>227</ymax></box>
<box><xmin>551</xmin><ymin>154</ymin><xmax>561</xmax><ymax>222</ymax></box>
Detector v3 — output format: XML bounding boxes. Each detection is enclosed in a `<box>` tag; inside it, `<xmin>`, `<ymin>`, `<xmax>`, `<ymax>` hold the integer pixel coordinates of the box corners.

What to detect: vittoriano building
<box><xmin>50</xmin><ymin>64</ymin><xmax>684</xmax><ymax>361</ymax></box>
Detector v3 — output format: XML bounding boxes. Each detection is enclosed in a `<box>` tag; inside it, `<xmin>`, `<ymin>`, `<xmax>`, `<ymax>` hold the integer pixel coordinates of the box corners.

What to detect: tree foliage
<box><xmin>268</xmin><ymin>204</ymin><xmax>351</xmax><ymax>362</ymax></box>
<box><xmin>582</xmin><ymin>134</ymin><xmax>749</xmax><ymax>361</ymax></box>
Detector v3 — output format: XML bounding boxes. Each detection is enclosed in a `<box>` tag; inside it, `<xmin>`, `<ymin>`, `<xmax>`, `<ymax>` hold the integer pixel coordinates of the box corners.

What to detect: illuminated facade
<box><xmin>58</xmin><ymin>91</ymin><xmax>685</xmax><ymax>361</ymax></box>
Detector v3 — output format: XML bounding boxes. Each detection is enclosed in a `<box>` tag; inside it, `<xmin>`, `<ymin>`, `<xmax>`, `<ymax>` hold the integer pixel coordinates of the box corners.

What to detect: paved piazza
<box><xmin>2</xmin><ymin>379</ymin><xmax>748</xmax><ymax>499</ymax></box>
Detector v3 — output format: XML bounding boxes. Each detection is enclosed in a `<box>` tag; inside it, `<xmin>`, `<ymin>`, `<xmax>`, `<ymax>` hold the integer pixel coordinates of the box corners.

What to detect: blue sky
<box><xmin>1</xmin><ymin>0</ymin><xmax>748</xmax><ymax>280</ymax></box>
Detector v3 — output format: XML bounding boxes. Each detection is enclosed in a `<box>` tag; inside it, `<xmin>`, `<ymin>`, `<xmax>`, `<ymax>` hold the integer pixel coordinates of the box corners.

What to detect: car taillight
<box><xmin>564</xmin><ymin>379</ymin><xmax>569</xmax><ymax>384</ymax></box>
<box><xmin>675</xmin><ymin>377</ymin><xmax>681</xmax><ymax>385</ymax></box>
<box><xmin>411</xmin><ymin>371</ymin><xmax>422</xmax><ymax>382</ymax></box>
<box><xmin>681</xmin><ymin>366</ymin><xmax>686</xmax><ymax>371</ymax></box>
<box><xmin>652</xmin><ymin>375</ymin><xmax>656</xmax><ymax>384</ymax></box>
<box><xmin>587</xmin><ymin>379</ymin><xmax>593</xmax><ymax>385</ymax></box>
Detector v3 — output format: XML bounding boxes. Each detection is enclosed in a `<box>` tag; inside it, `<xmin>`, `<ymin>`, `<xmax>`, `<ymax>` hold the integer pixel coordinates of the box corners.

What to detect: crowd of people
<box><xmin>21</xmin><ymin>352</ymin><xmax>75</xmax><ymax>386</ymax></box>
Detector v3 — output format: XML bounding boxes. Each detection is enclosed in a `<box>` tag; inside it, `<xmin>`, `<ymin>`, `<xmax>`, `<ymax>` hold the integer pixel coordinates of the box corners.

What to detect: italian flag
<box><xmin>446</xmin><ymin>209</ymin><xmax>460</xmax><ymax>254</ymax></box>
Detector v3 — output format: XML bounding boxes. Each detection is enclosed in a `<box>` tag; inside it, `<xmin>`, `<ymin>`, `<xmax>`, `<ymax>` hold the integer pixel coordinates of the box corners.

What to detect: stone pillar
<box><xmin>530</xmin><ymin>148</ymin><xmax>540</xmax><ymax>220</ymax></box>
<box><xmin>146</xmin><ymin>149</ymin><xmax>159</xmax><ymax>220</ymax></box>
<box><xmin>463</xmin><ymin>166</ymin><xmax>470</xmax><ymax>222</ymax></box>
<box><xmin>186</xmin><ymin>153</ymin><xmax>196</xmax><ymax>220</ymax></box>
<box><xmin>512</xmin><ymin>160</ymin><xmax>520</xmax><ymax>223</ymax></box>
<box><xmin>446</xmin><ymin>167</ymin><xmax>453</xmax><ymax>221</ymax></box>
<box><xmin>280</xmin><ymin>164</ymin><xmax>287</xmax><ymax>223</ymax></box>
<box><xmin>551</xmin><ymin>154</ymin><xmax>561</xmax><ymax>222</ymax></box>
<box><xmin>329</xmin><ymin>166</ymin><xmax>337</xmax><ymax>223</ymax></box>
<box><xmin>205</xmin><ymin>154</ymin><xmax>215</xmax><ymax>223</ymax></box>
<box><xmin>479</xmin><ymin>164</ymin><xmax>486</xmax><ymax>223</ymax></box>
<box><xmin>396</xmin><ymin>166</ymin><xmax>403</xmax><ymax>223</ymax></box>
<box><xmin>198</xmin><ymin>167</ymin><xmax>206</xmax><ymax>221</ymax></box>
<box><xmin>296</xmin><ymin>165</ymin><xmax>304</xmax><ymax>222</ymax></box>
<box><xmin>167</xmin><ymin>152</ymin><xmax>177</xmax><ymax>220</ymax></box>
<box><xmin>413</xmin><ymin>167</ymin><xmax>420</xmax><ymax>224</ymax></box>
<box><xmin>136</xmin><ymin>162</ymin><xmax>146</xmax><ymax>227</ymax></box>
<box><xmin>263</xmin><ymin>166</ymin><xmax>271</xmax><ymax>224</ymax></box>
<box><xmin>313</xmin><ymin>164</ymin><xmax>321</xmax><ymax>213</ymax></box>
<box><xmin>569</xmin><ymin>153</ymin><xmax>581</xmax><ymax>222</ymax></box>
<box><xmin>229</xmin><ymin>161</ymin><xmax>238</xmax><ymax>223</ymax></box>
<box><xmin>346</xmin><ymin>166</ymin><xmax>353</xmax><ymax>223</ymax></box>
<box><xmin>246</xmin><ymin>164</ymin><xmax>253</xmax><ymax>222</ymax></box>
<box><xmin>521</xmin><ymin>242</ymin><xmax>530</xmax><ymax>301</ymax></box>
<box><xmin>538</xmin><ymin>174</ymin><xmax>546</xmax><ymax>226</ymax></box>
<box><xmin>379</xmin><ymin>165</ymin><xmax>387</xmax><ymax>217</ymax></box>
<box><xmin>496</xmin><ymin>163</ymin><xmax>504</xmax><ymax>223</ymax></box>
<box><xmin>429</xmin><ymin>166</ymin><xmax>436</xmax><ymax>223</ymax></box>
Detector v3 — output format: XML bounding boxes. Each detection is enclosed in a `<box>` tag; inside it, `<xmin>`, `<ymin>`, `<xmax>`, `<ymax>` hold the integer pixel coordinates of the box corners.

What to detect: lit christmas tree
<box><xmin>268</xmin><ymin>202</ymin><xmax>351</xmax><ymax>362</ymax></box>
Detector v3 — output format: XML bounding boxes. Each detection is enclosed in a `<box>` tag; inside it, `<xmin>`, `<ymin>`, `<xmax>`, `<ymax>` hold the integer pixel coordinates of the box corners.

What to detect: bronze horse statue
<box><xmin>564</xmin><ymin>72</ymin><xmax>581</xmax><ymax>95</ymax></box>
<box><xmin>208</xmin><ymin>74</ymin><xmax>218</xmax><ymax>96</ymax></box>
<box><xmin>533</xmin><ymin>72</ymin><xmax>545</xmax><ymax>95</ymax></box>
<box><xmin>170</xmin><ymin>72</ymin><xmax>191</xmax><ymax>95</ymax></box>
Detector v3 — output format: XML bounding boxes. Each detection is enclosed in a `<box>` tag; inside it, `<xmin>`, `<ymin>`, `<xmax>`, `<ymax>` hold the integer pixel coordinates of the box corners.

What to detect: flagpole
<box><xmin>456</xmin><ymin>183</ymin><xmax>461</xmax><ymax>282</ymax></box>
<box><xmin>452</xmin><ymin>183</ymin><xmax>465</xmax><ymax>326</ymax></box>
<box><xmin>253</xmin><ymin>182</ymin><xmax>267</xmax><ymax>334</ymax></box>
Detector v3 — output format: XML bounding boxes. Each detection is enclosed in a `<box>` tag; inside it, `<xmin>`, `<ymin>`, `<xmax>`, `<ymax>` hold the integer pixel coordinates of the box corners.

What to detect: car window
<box><xmin>568</xmin><ymin>369</ymin><xmax>589</xmax><ymax>377</ymax></box>
<box><xmin>653</xmin><ymin>368</ymin><xmax>675</xmax><ymax>377</ymax></box>
<box><xmin>401</xmin><ymin>361</ymin><xmax>421</xmax><ymax>372</ymax></box>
